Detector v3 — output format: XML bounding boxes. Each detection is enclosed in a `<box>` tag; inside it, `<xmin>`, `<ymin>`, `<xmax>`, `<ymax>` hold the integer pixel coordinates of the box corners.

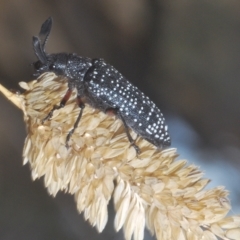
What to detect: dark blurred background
<box><xmin>0</xmin><ymin>1</ymin><xmax>240</xmax><ymax>240</ymax></box>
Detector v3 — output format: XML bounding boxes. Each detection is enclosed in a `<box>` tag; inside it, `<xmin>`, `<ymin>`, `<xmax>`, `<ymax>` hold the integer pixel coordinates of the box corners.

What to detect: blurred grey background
<box><xmin>0</xmin><ymin>1</ymin><xmax>240</xmax><ymax>240</ymax></box>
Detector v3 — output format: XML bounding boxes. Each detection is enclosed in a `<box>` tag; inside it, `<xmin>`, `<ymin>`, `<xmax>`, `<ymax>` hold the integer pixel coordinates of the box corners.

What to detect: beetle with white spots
<box><xmin>32</xmin><ymin>17</ymin><xmax>171</xmax><ymax>153</ymax></box>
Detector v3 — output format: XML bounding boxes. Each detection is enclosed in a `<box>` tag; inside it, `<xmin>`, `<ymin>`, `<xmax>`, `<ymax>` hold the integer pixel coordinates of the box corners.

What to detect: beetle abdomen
<box><xmin>85</xmin><ymin>59</ymin><xmax>171</xmax><ymax>148</ymax></box>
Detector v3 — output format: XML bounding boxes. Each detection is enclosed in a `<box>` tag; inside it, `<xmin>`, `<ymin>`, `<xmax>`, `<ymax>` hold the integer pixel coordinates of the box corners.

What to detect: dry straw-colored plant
<box><xmin>0</xmin><ymin>72</ymin><xmax>240</xmax><ymax>240</ymax></box>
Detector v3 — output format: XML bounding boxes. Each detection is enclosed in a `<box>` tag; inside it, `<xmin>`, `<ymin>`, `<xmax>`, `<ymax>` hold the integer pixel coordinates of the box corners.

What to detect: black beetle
<box><xmin>32</xmin><ymin>17</ymin><xmax>171</xmax><ymax>153</ymax></box>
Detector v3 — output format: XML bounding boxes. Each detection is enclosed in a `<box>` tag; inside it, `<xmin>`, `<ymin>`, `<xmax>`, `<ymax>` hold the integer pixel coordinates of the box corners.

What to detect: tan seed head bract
<box><xmin>0</xmin><ymin>72</ymin><xmax>240</xmax><ymax>240</ymax></box>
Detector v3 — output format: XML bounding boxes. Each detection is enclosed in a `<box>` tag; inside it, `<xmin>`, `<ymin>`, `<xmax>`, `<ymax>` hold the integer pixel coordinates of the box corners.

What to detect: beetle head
<box><xmin>32</xmin><ymin>52</ymin><xmax>68</xmax><ymax>77</ymax></box>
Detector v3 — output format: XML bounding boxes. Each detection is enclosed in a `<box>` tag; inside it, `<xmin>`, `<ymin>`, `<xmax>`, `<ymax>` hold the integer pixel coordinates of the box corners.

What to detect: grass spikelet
<box><xmin>1</xmin><ymin>72</ymin><xmax>240</xmax><ymax>240</ymax></box>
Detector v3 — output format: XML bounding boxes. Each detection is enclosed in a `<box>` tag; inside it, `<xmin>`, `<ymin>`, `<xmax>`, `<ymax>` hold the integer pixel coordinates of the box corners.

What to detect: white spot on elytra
<box><xmin>146</xmin><ymin>129</ymin><xmax>152</xmax><ymax>134</ymax></box>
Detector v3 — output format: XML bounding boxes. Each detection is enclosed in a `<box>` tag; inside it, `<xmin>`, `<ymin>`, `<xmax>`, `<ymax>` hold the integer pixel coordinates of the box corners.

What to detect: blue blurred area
<box><xmin>171</xmin><ymin>116</ymin><xmax>240</xmax><ymax>213</ymax></box>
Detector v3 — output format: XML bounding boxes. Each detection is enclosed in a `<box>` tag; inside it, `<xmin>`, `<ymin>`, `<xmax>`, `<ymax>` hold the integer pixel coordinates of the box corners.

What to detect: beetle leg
<box><xmin>65</xmin><ymin>96</ymin><xmax>85</xmax><ymax>148</ymax></box>
<box><xmin>42</xmin><ymin>88</ymin><xmax>73</xmax><ymax>123</ymax></box>
<box><xmin>106</xmin><ymin>108</ymin><xmax>140</xmax><ymax>154</ymax></box>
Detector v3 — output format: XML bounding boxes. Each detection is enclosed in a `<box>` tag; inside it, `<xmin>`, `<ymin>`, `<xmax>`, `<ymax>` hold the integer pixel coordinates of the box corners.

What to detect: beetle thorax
<box><xmin>64</xmin><ymin>54</ymin><xmax>92</xmax><ymax>81</ymax></box>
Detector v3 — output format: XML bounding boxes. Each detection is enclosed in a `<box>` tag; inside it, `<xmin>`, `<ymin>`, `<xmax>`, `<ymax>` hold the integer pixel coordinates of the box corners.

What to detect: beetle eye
<box><xmin>33</xmin><ymin>61</ymin><xmax>42</xmax><ymax>70</ymax></box>
<box><xmin>49</xmin><ymin>64</ymin><xmax>55</xmax><ymax>70</ymax></box>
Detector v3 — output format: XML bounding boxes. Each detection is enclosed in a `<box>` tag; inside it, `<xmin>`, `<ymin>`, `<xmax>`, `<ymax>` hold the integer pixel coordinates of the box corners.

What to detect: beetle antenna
<box><xmin>39</xmin><ymin>17</ymin><xmax>53</xmax><ymax>51</ymax></box>
<box><xmin>32</xmin><ymin>17</ymin><xmax>52</xmax><ymax>64</ymax></box>
<box><xmin>32</xmin><ymin>36</ymin><xmax>47</xmax><ymax>63</ymax></box>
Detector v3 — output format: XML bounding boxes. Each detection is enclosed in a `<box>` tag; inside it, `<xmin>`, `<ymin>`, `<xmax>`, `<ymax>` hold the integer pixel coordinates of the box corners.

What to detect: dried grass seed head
<box><xmin>0</xmin><ymin>72</ymin><xmax>239</xmax><ymax>240</ymax></box>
